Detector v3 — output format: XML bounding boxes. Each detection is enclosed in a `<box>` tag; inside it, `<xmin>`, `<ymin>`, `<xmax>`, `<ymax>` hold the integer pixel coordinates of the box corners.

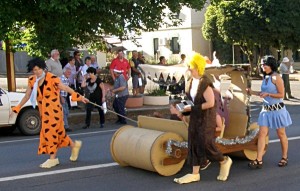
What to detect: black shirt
<box><xmin>131</xmin><ymin>58</ymin><xmax>140</xmax><ymax>77</ymax></box>
<box><xmin>86</xmin><ymin>78</ymin><xmax>103</xmax><ymax>102</ymax></box>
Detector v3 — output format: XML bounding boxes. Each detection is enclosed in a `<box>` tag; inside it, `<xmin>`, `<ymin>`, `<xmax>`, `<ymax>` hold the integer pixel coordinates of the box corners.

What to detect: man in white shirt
<box><xmin>81</xmin><ymin>56</ymin><xmax>92</xmax><ymax>78</ymax></box>
<box><xmin>280</xmin><ymin>57</ymin><xmax>294</xmax><ymax>100</ymax></box>
<box><xmin>46</xmin><ymin>49</ymin><xmax>63</xmax><ymax>76</ymax></box>
<box><xmin>91</xmin><ymin>55</ymin><xmax>101</xmax><ymax>74</ymax></box>
<box><xmin>63</xmin><ymin>56</ymin><xmax>77</xmax><ymax>89</ymax></box>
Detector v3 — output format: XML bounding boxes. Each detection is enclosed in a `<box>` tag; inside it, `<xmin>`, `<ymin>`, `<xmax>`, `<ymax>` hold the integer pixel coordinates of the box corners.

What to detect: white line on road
<box><xmin>0</xmin><ymin>129</ymin><xmax>118</xmax><ymax>144</ymax></box>
<box><xmin>269</xmin><ymin>135</ymin><xmax>300</xmax><ymax>143</ymax></box>
<box><xmin>0</xmin><ymin>162</ymin><xmax>118</xmax><ymax>182</ymax></box>
<box><xmin>1</xmin><ymin>134</ymin><xmax>300</xmax><ymax>183</ymax></box>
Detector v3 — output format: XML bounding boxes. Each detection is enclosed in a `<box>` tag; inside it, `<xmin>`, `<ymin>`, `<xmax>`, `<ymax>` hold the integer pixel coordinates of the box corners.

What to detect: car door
<box><xmin>0</xmin><ymin>88</ymin><xmax>10</xmax><ymax>125</ymax></box>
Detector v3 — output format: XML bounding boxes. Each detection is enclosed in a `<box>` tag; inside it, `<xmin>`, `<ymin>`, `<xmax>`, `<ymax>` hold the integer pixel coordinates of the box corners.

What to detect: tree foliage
<box><xmin>203</xmin><ymin>0</ymin><xmax>300</xmax><ymax>68</ymax></box>
<box><xmin>0</xmin><ymin>0</ymin><xmax>207</xmax><ymax>57</ymax></box>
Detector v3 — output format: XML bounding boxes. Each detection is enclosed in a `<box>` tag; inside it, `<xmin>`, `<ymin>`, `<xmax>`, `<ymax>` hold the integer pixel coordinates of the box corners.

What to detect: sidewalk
<box><xmin>67</xmin><ymin>103</ymin><xmax>170</xmax><ymax>126</ymax></box>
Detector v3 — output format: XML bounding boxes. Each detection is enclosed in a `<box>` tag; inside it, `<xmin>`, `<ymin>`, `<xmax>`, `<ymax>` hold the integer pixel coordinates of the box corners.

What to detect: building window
<box><xmin>153</xmin><ymin>38</ymin><xmax>159</xmax><ymax>55</ymax></box>
<box><xmin>170</xmin><ymin>37</ymin><xmax>180</xmax><ymax>54</ymax></box>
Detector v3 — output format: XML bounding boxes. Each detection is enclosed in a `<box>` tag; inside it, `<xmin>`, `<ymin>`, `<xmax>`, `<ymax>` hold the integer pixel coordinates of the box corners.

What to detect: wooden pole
<box><xmin>5</xmin><ymin>39</ymin><xmax>16</xmax><ymax>92</ymax></box>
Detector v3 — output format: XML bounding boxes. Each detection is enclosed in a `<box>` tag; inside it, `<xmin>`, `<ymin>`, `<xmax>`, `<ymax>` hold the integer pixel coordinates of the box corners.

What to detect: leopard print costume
<box><xmin>28</xmin><ymin>72</ymin><xmax>76</xmax><ymax>155</ymax></box>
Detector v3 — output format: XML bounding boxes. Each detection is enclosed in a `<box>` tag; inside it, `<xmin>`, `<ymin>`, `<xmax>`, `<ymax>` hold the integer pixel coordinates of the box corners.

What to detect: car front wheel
<box><xmin>17</xmin><ymin>108</ymin><xmax>41</xmax><ymax>135</ymax></box>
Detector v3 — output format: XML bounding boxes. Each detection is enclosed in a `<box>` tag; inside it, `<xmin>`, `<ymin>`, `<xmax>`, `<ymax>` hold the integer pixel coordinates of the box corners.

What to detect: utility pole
<box><xmin>5</xmin><ymin>39</ymin><xmax>16</xmax><ymax>92</ymax></box>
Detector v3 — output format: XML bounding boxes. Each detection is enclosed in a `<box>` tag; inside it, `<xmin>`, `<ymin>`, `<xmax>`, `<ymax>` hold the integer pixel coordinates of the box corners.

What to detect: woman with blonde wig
<box><xmin>174</xmin><ymin>53</ymin><xmax>233</xmax><ymax>184</ymax></box>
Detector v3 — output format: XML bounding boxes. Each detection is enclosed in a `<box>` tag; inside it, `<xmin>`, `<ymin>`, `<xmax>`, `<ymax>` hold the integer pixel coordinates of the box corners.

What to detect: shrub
<box><xmin>147</xmin><ymin>88</ymin><xmax>167</xmax><ymax>96</ymax></box>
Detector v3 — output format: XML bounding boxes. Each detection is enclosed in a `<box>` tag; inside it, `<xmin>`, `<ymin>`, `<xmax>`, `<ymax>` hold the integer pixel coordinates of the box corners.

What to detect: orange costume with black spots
<box><xmin>28</xmin><ymin>72</ymin><xmax>81</xmax><ymax>155</ymax></box>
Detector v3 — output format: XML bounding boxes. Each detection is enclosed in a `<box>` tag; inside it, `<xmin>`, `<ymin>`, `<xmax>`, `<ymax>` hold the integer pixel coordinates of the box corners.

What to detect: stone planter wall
<box><xmin>143</xmin><ymin>95</ymin><xmax>169</xmax><ymax>106</ymax></box>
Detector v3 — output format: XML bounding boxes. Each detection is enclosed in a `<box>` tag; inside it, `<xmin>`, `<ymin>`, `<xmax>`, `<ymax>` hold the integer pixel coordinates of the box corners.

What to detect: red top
<box><xmin>110</xmin><ymin>58</ymin><xmax>131</xmax><ymax>80</ymax></box>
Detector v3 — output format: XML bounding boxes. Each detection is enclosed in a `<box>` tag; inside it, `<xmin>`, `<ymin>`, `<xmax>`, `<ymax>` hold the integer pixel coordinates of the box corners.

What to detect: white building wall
<box><xmin>140</xmin><ymin>6</ymin><xmax>210</xmax><ymax>61</ymax></box>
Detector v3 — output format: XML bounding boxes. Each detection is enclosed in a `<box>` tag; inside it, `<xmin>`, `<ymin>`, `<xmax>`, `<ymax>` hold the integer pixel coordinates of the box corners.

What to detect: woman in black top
<box><xmin>81</xmin><ymin>67</ymin><xmax>106</xmax><ymax>128</ymax></box>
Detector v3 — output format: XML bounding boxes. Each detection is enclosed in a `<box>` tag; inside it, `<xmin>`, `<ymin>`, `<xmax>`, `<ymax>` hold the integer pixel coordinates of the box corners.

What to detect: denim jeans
<box><xmin>61</xmin><ymin>97</ymin><xmax>69</xmax><ymax>129</ymax></box>
<box><xmin>113</xmin><ymin>95</ymin><xmax>129</xmax><ymax>122</ymax></box>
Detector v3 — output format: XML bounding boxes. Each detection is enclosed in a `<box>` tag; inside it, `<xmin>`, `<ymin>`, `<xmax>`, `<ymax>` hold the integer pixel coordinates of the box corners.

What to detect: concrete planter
<box><xmin>125</xmin><ymin>95</ymin><xmax>144</xmax><ymax>108</ymax></box>
<box><xmin>143</xmin><ymin>95</ymin><xmax>169</xmax><ymax>105</ymax></box>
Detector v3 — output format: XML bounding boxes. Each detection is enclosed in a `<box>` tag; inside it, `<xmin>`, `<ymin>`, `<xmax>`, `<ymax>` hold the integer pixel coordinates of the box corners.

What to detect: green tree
<box><xmin>0</xmin><ymin>0</ymin><xmax>207</xmax><ymax>57</ymax></box>
<box><xmin>203</xmin><ymin>0</ymin><xmax>300</xmax><ymax>74</ymax></box>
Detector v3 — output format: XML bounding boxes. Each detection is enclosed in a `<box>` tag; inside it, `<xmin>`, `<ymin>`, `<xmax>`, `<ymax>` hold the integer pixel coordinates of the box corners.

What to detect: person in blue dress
<box><xmin>248</xmin><ymin>55</ymin><xmax>292</xmax><ymax>169</ymax></box>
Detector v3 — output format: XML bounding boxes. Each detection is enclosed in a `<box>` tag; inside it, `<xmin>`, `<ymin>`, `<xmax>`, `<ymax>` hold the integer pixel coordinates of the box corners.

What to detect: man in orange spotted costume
<box><xmin>12</xmin><ymin>58</ymin><xmax>89</xmax><ymax>168</ymax></box>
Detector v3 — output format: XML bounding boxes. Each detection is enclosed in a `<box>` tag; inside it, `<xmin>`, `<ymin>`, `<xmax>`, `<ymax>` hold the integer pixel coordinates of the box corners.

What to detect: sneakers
<box><xmin>174</xmin><ymin>173</ymin><xmax>200</xmax><ymax>184</ymax></box>
<box><xmin>40</xmin><ymin>158</ymin><xmax>59</xmax><ymax>168</ymax></box>
<box><xmin>200</xmin><ymin>160</ymin><xmax>211</xmax><ymax>170</ymax></box>
<box><xmin>100</xmin><ymin>124</ymin><xmax>104</xmax><ymax>128</ymax></box>
<box><xmin>70</xmin><ymin>140</ymin><xmax>82</xmax><ymax>162</ymax></box>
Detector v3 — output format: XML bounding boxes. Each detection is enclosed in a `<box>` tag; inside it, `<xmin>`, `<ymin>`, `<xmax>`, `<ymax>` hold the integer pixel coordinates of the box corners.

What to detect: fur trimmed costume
<box><xmin>187</xmin><ymin>75</ymin><xmax>224</xmax><ymax>166</ymax></box>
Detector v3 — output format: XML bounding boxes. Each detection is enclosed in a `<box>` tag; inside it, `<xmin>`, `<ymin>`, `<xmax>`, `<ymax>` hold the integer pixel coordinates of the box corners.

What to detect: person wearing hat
<box><xmin>173</xmin><ymin>52</ymin><xmax>233</xmax><ymax>184</ymax></box>
<box><xmin>280</xmin><ymin>57</ymin><xmax>294</xmax><ymax>100</ymax></box>
<box><xmin>248</xmin><ymin>55</ymin><xmax>292</xmax><ymax>169</ymax></box>
<box><xmin>111</xmin><ymin>68</ymin><xmax>129</xmax><ymax>124</ymax></box>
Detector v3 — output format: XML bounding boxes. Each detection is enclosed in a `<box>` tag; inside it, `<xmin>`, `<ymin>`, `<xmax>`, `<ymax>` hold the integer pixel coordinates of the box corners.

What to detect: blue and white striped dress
<box><xmin>258</xmin><ymin>75</ymin><xmax>292</xmax><ymax>129</ymax></box>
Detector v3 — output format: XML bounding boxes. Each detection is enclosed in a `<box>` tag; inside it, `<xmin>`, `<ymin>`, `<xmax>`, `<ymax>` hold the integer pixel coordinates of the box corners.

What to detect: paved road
<box><xmin>0</xmin><ymin>80</ymin><xmax>300</xmax><ymax>191</ymax></box>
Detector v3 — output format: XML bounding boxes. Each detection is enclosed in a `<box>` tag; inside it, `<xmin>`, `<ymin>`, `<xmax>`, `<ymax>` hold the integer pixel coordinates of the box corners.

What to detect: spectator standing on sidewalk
<box><xmin>63</xmin><ymin>56</ymin><xmax>77</xmax><ymax>109</ymax></box>
<box><xmin>280</xmin><ymin>57</ymin><xmax>294</xmax><ymax>100</ymax></box>
<box><xmin>81</xmin><ymin>67</ymin><xmax>106</xmax><ymax>129</ymax></box>
<box><xmin>137</xmin><ymin>52</ymin><xmax>147</xmax><ymax>94</ymax></box>
<box><xmin>90</xmin><ymin>55</ymin><xmax>101</xmax><ymax>73</ymax></box>
<box><xmin>110</xmin><ymin>50</ymin><xmax>131</xmax><ymax>81</ymax></box>
<box><xmin>130</xmin><ymin>50</ymin><xmax>142</xmax><ymax>96</ymax></box>
<box><xmin>111</xmin><ymin>69</ymin><xmax>129</xmax><ymax>124</ymax></box>
<box><xmin>74</xmin><ymin>50</ymin><xmax>84</xmax><ymax>95</ymax></box>
<box><xmin>63</xmin><ymin>56</ymin><xmax>77</xmax><ymax>90</ymax></box>
<box><xmin>46</xmin><ymin>49</ymin><xmax>63</xmax><ymax>77</ymax></box>
<box><xmin>60</xmin><ymin>68</ymin><xmax>72</xmax><ymax>132</ymax></box>
<box><xmin>81</xmin><ymin>56</ymin><xmax>92</xmax><ymax>78</ymax></box>
<box><xmin>74</xmin><ymin>50</ymin><xmax>83</xmax><ymax>71</ymax></box>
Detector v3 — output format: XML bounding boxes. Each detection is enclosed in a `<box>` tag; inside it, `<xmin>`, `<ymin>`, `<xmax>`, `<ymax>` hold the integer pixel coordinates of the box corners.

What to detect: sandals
<box><xmin>248</xmin><ymin>159</ymin><xmax>263</xmax><ymax>169</ymax></box>
<box><xmin>278</xmin><ymin>158</ymin><xmax>288</xmax><ymax>167</ymax></box>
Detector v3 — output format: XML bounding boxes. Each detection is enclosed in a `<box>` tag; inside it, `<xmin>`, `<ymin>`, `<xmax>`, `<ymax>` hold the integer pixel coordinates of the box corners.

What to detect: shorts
<box><xmin>132</xmin><ymin>75</ymin><xmax>139</xmax><ymax>88</ymax></box>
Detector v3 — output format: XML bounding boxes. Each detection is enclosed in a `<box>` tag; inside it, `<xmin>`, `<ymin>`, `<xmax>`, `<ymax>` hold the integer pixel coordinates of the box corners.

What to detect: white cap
<box><xmin>282</xmin><ymin>57</ymin><xmax>289</xmax><ymax>63</ymax></box>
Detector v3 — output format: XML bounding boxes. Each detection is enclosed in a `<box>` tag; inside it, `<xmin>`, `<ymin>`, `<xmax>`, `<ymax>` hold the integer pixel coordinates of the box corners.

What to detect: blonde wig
<box><xmin>188</xmin><ymin>52</ymin><xmax>207</xmax><ymax>76</ymax></box>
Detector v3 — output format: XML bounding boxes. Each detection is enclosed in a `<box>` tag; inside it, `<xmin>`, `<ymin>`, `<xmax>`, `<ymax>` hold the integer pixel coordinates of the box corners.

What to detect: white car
<box><xmin>0</xmin><ymin>88</ymin><xmax>41</xmax><ymax>135</ymax></box>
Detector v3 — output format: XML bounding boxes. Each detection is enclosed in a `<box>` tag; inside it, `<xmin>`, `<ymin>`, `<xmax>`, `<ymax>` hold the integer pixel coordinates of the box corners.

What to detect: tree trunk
<box><xmin>5</xmin><ymin>39</ymin><xmax>16</xmax><ymax>92</ymax></box>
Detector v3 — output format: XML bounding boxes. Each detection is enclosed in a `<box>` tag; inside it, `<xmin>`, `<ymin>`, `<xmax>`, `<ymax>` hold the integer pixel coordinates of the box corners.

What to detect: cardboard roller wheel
<box><xmin>110</xmin><ymin>125</ymin><xmax>185</xmax><ymax>176</ymax></box>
